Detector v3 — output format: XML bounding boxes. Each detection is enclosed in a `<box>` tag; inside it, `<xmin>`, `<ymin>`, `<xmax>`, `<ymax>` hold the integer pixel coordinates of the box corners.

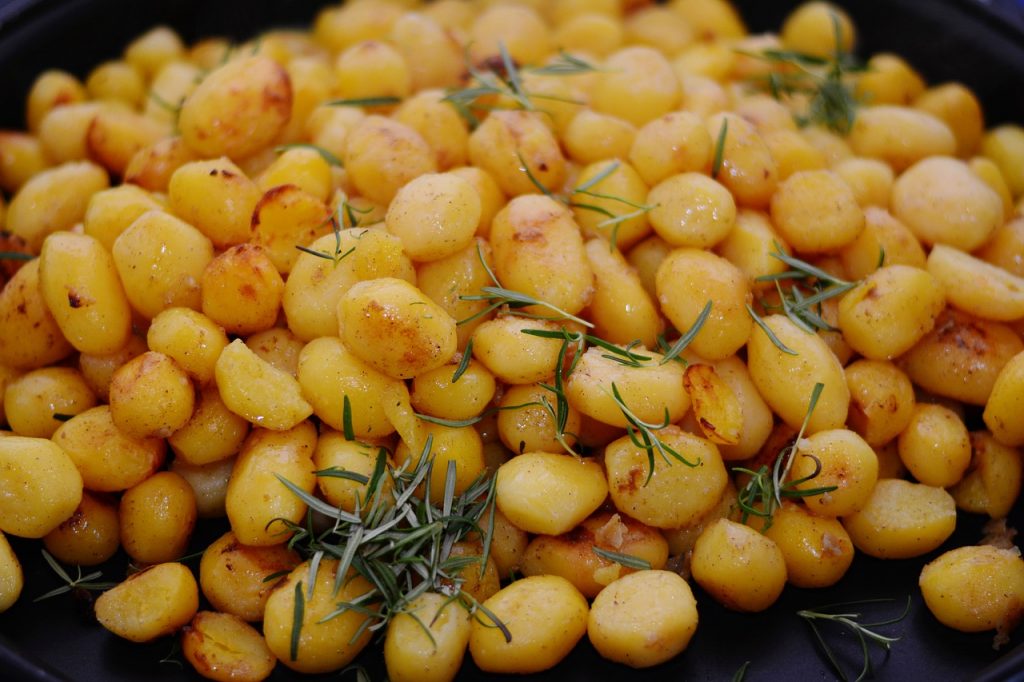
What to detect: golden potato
<box><xmin>199</xmin><ymin>530</ymin><xmax>300</xmax><ymax>622</ymax></box>
<box><xmin>181</xmin><ymin>611</ymin><xmax>277</xmax><ymax>682</ymax></box>
<box><xmin>495</xmin><ymin>452</ymin><xmax>607</xmax><ymax>535</ymax></box>
<box><xmin>42</xmin><ymin>491</ymin><xmax>120</xmax><ymax>567</ymax></box>
<box><xmin>146</xmin><ymin>308</ymin><xmax>229</xmax><ymax>386</ymax></box>
<box><xmin>168</xmin><ymin>158</ymin><xmax>261</xmax><ymax>249</ymax></box>
<box><xmin>691</xmin><ymin>518</ymin><xmax>787</xmax><ymax>613</ymax></box>
<box><xmin>3</xmin><ymin>366</ymin><xmax>96</xmax><ymax>438</ymax></box>
<box><xmin>120</xmin><ymin>471</ymin><xmax>197</xmax><ymax>564</ymax></box>
<box><xmin>843</xmin><ymin>479</ymin><xmax>956</xmax><ymax>559</ymax></box>
<box><xmin>0</xmin><ymin>436</ymin><xmax>82</xmax><ymax>538</ymax></box>
<box><xmin>201</xmin><ymin>245</ymin><xmax>284</xmax><ymax>336</ymax></box>
<box><xmin>384</xmin><ymin>592</ymin><xmax>471</xmax><ymax>682</ymax></box>
<box><xmin>949</xmin><ymin>432</ymin><xmax>1022</xmax><ymax>519</ymax></box>
<box><xmin>95</xmin><ymin>563</ymin><xmax>199</xmax><ymax>643</ymax></box>
<box><xmin>109</xmin><ymin>351</ymin><xmax>194</xmax><ymax>439</ymax></box>
<box><xmin>920</xmin><ymin>546</ymin><xmax>1024</xmax><ymax>635</ymax></box>
<box><xmin>0</xmin><ymin>531</ymin><xmax>23</xmax><ymax>613</ymax></box>
<box><xmin>0</xmin><ymin>259</ymin><xmax>74</xmax><ymax>370</ymax></box>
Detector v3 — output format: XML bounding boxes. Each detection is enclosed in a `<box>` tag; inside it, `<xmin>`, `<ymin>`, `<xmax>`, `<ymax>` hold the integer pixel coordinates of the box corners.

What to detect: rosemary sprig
<box><xmin>527</xmin><ymin>51</ymin><xmax>602</xmax><ymax>76</ymax></box>
<box><xmin>733</xmin><ymin>661</ymin><xmax>751</xmax><ymax>682</ymax></box>
<box><xmin>458</xmin><ymin>242</ymin><xmax>593</xmax><ymax>328</ymax></box>
<box><xmin>0</xmin><ymin>252</ymin><xmax>33</xmax><ymax>261</ymax></box>
<box><xmin>712</xmin><ymin>118</ymin><xmax>728</xmax><ymax>179</ymax></box>
<box><xmin>798</xmin><ymin>597</ymin><xmax>910</xmax><ymax>682</ymax></box>
<box><xmin>293</xmin><ymin>200</ymin><xmax>361</xmax><ymax>266</ymax></box>
<box><xmin>34</xmin><ymin>549</ymin><xmax>116</xmax><ymax>602</ymax></box>
<box><xmin>756</xmin><ymin>241</ymin><xmax>858</xmax><ymax>335</ymax></box>
<box><xmin>290</xmin><ymin>581</ymin><xmax>305</xmax><ymax>661</ymax></box>
<box><xmin>521</xmin><ymin>328</ymin><xmax>650</xmax><ymax>368</ymax></box>
<box><xmin>451</xmin><ymin>341</ymin><xmax>474</xmax><ymax>383</ymax></box>
<box><xmin>592</xmin><ymin>547</ymin><xmax>652</xmax><ymax>571</ymax></box>
<box><xmin>741</xmin><ymin>12</ymin><xmax>864</xmax><ymax>134</ymax></box>
<box><xmin>658</xmin><ymin>301</ymin><xmax>713</xmax><ymax>365</ymax></box>
<box><xmin>327</xmin><ymin>96</ymin><xmax>402</xmax><ymax>108</ymax></box>
<box><xmin>746</xmin><ymin>303</ymin><xmax>798</xmax><ymax>356</ymax></box>
<box><xmin>734</xmin><ymin>382</ymin><xmax>835</xmax><ymax>529</ymax></box>
<box><xmin>611</xmin><ymin>382</ymin><xmax>699</xmax><ymax>485</ymax></box>
<box><xmin>273</xmin><ymin>143</ymin><xmax>343</xmax><ymax>167</ymax></box>
<box><xmin>275</xmin><ymin>436</ymin><xmax>509</xmax><ymax>644</ymax></box>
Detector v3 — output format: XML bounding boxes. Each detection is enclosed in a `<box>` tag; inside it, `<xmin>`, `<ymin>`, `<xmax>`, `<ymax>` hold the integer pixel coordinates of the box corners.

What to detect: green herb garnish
<box><xmin>591</xmin><ymin>547</ymin><xmax>652</xmax><ymax>571</ymax></box>
<box><xmin>712</xmin><ymin>118</ymin><xmax>728</xmax><ymax>179</ymax></box>
<box><xmin>34</xmin><ymin>549</ymin><xmax>116</xmax><ymax>602</ymax></box>
<box><xmin>273</xmin><ymin>143</ymin><xmax>343</xmax><ymax>167</ymax></box>
<box><xmin>798</xmin><ymin>597</ymin><xmax>910</xmax><ymax>682</ymax></box>
<box><xmin>0</xmin><ymin>252</ymin><xmax>32</xmax><ymax>261</ymax></box>
<box><xmin>611</xmin><ymin>382</ymin><xmax>699</xmax><ymax>485</ymax></box>
<box><xmin>327</xmin><ymin>96</ymin><xmax>402</xmax><ymax>108</ymax></box>
<box><xmin>756</xmin><ymin>241</ymin><xmax>858</xmax><ymax>335</ymax></box>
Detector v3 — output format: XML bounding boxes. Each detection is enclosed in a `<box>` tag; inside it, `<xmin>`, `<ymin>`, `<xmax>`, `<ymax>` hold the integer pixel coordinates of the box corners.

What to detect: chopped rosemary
<box><xmin>34</xmin><ymin>549</ymin><xmax>116</xmax><ymax>602</ymax></box>
<box><xmin>746</xmin><ymin>303</ymin><xmax>798</xmax><ymax>356</ymax></box>
<box><xmin>611</xmin><ymin>382</ymin><xmax>699</xmax><ymax>485</ymax></box>
<box><xmin>741</xmin><ymin>12</ymin><xmax>864</xmax><ymax>134</ymax></box>
<box><xmin>274</xmin><ymin>435</ymin><xmax>509</xmax><ymax>643</ymax></box>
<box><xmin>273</xmin><ymin>143</ymin><xmax>343</xmax><ymax>167</ymax></box>
<box><xmin>711</xmin><ymin>118</ymin><xmax>728</xmax><ymax>179</ymax></box>
<box><xmin>327</xmin><ymin>96</ymin><xmax>402</xmax><ymax>108</ymax></box>
<box><xmin>451</xmin><ymin>341</ymin><xmax>474</xmax><ymax>383</ymax></box>
<box><xmin>734</xmin><ymin>382</ymin><xmax>835</xmax><ymax>529</ymax></box>
<box><xmin>658</xmin><ymin>301</ymin><xmax>713</xmax><ymax>365</ymax></box>
<box><xmin>798</xmin><ymin>597</ymin><xmax>910</xmax><ymax>682</ymax></box>
<box><xmin>756</xmin><ymin>242</ymin><xmax>859</xmax><ymax>335</ymax></box>
<box><xmin>0</xmin><ymin>251</ymin><xmax>33</xmax><ymax>261</ymax></box>
<box><xmin>591</xmin><ymin>546</ymin><xmax>652</xmax><ymax>571</ymax></box>
<box><xmin>458</xmin><ymin>242</ymin><xmax>593</xmax><ymax>328</ymax></box>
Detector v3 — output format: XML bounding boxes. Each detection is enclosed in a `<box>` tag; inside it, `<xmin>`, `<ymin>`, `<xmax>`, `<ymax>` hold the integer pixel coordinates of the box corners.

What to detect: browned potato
<box><xmin>181</xmin><ymin>611</ymin><xmax>276</xmax><ymax>682</ymax></box>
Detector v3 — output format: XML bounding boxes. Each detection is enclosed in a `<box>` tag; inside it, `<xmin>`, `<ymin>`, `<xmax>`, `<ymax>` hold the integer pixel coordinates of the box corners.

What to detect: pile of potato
<box><xmin>2</xmin><ymin>0</ymin><xmax>1024</xmax><ymax>679</ymax></box>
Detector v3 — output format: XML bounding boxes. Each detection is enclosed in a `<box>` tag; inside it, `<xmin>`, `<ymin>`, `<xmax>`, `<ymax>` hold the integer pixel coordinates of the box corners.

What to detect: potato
<box><xmin>0</xmin><ymin>259</ymin><xmax>73</xmax><ymax>370</ymax></box>
<box><xmin>258</xmin><ymin>146</ymin><xmax>332</xmax><ymax>200</ymax></box>
<box><xmin>714</xmin><ymin>209</ymin><xmax>789</xmax><ymax>289</ymax></box>
<box><xmin>386</xmin><ymin>172</ymin><xmax>481</xmax><ymax>262</ymax></box>
<box><xmin>225</xmin><ymin>422</ymin><xmax>317</xmax><ymax>546</ymax></box>
<box><xmin>842</xmin><ymin>479</ymin><xmax>956</xmax><ymax>559</ymax></box>
<box><xmin>338</xmin><ymin>277</ymin><xmax>457</xmax><ymax>380</ymax></box>
<box><xmin>495</xmin><ymin>452</ymin><xmax>607</xmax><ymax>535</ymax></box>
<box><xmin>179</xmin><ymin>56</ymin><xmax>291</xmax><ymax>159</ymax></box>
<box><xmin>313</xmin><ymin>430</ymin><xmax>393</xmax><ymax>513</ymax></box>
<box><xmin>950</xmin><ymin>432</ymin><xmax>1023</xmax><ymax>519</ymax></box>
<box><xmin>900</xmin><ymin>309</ymin><xmax>1024</xmax><ymax>406</ymax></box>
<box><xmin>181</xmin><ymin>611</ymin><xmax>276</xmax><ymax>682</ymax></box>
<box><xmin>74</xmin><ymin>339</ymin><xmax>151</xmax><ymax>400</ymax></box>
<box><xmin>0</xmin><ymin>436</ymin><xmax>82</xmax><ymax>538</ymax></box>
<box><xmin>467</xmin><ymin>110</ymin><xmax>566</xmax><ymax>198</ymax></box>
<box><xmin>251</xmin><ymin>185</ymin><xmax>331</xmax><ymax>275</ymax></box>
<box><xmin>120</xmin><ymin>471</ymin><xmax>197</xmax><ymax>564</ymax></box>
<box><xmin>0</xmin><ymin>131</ymin><xmax>51</xmax><ymax>193</ymax></box>
<box><xmin>691</xmin><ymin>518</ymin><xmax>787</xmax><ymax>612</ymax></box>
<box><xmin>605</xmin><ymin>427</ymin><xmax>727</xmax><ymax>529</ymax></box>
<box><xmin>87</xmin><ymin>107</ymin><xmax>168</xmax><ymax>176</ymax></box>
<box><xmin>584</xmin><ymin>239</ymin><xmax>661</xmax><ymax>349</ymax></box>
<box><xmin>170</xmin><ymin>457</ymin><xmax>235</xmax><ymax>519</ymax></box>
<box><xmin>520</xmin><ymin>511</ymin><xmax>669</xmax><ymax>598</ymax></box>
<box><xmin>263</xmin><ymin>559</ymin><xmax>377</xmax><ymax>674</ymax></box>
<box><xmin>201</xmin><ymin>245</ymin><xmax>284</xmax><ymax>337</ymax></box>
<box><xmin>52</xmin><ymin>406</ymin><xmax>165</xmax><ymax>492</ymax></box>
<box><xmin>844</xmin><ymin>359</ymin><xmax>916</xmax><ymax>447</ymax></box>
<box><xmin>146</xmin><ymin>308</ymin><xmax>229</xmax><ymax>386</ymax></box>
<box><xmin>6</xmin><ymin>161</ymin><xmax>107</xmax><ymax>251</ymax></box>
<box><xmin>469</xmin><ymin>575</ymin><xmax>588</xmax><ymax>674</ymax></box>
<box><xmin>95</xmin><ymin>563</ymin><xmax>199</xmax><ymax>642</ymax></box>
<box><xmin>747</xmin><ymin>314</ymin><xmax>850</xmax><ymax>433</ymax></box>
<box><xmin>412</xmin><ymin>359</ymin><xmax>496</xmax><ymax>422</ymax></box>
<box><xmin>82</xmin><ymin>184</ymin><xmax>165</xmax><ymax>253</ymax></box>
<box><xmin>0</xmin><ymin>531</ymin><xmax>23</xmax><ymax>612</ymax></box>
<box><xmin>199</xmin><ymin>530</ymin><xmax>300</xmax><ymax>622</ymax></box>
<box><xmin>392</xmin><ymin>89</ymin><xmax>468</xmax><ymax>171</ymax></box>
<box><xmin>3</xmin><ymin>367</ymin><xmax>96</xmax><ymax>438</ymax></box>
<box><xmin>683</xmin><ymin>363</ymin><xmax>742</xmax><ymax>446</ymax></box>
<box><xmin>394</xmin><ymin>422</ymin><xmax>485</xmax><ymax>505</ymax></box>
<box><xmin>927</xmin><ymin>244</ymin><xmax>1024</xmax><ymax>322</ymax></box>
<box><xmin>920</xmin><ymin>546</ymin><xmax>1024</xmax><ymax>634</ymax></box>
<box><xmin>168</xmin><ymin>158</ymin><xmax>262</xmax><ymax>249</ymax></box>
<box><xmin>124</xmin><ymin>135</ymin><xmax>198</xmax><ymax>193</ymax></box>
<box><xmin>763</xmin><ymin>501</ymin><xmax>854</xmax><ymax>588</ymax></box>
<box><xmin>470</xmin><ymin>316</ymin><xmax>568</xmax><ymax>385</ymax></box>
<box><xmin>38</xmin><ymin>232</ymin><xmax>132</xmax><ymax>355</ymax></box>
<box><xmin>496</xmin><ymin>383</ymin><xmax>580</xmax><ymax>455</ymax></box>
<box><xmin>109</xmin><ymin>351</ymin><xmax>194</xmax><ymax>439</ymax></box>
<box><xmin>897</xmin><ymin>403</ymin><xmax>971</xmax><ymax>488</ymax></box>
<box><xmin>848</xmin><ymin>105</ymin><xmax>956</xmax><ymax>172</ymax></box>
<box><xmin>770</xmin><ymin>169</ymin><xmax>864</xmax><ymax>253</ymax></box>
<box><xmin>345</xmin><ymin>115</ymin><xmax>438</xmax><ymax>205</ymax></box>
<box><xmin>705</xmin><ymin>113</ymin><xmax>778</xmax><ymax>208</ymax></box>
<box><xmin>216</xmin><ymin>339</ymin><xmax>312</xmax><ymax>431</ymax></box>
<box><xmin>790</xmin><ymin>429</ymin><xmax>879</xmax><ymax>517</ymax></box>
<box><xmin>384</xmin><ymin>592</ymin><xmax>471</xmax><ymax>682</ymax></box>
<box><xmin>42</xmin><ymin>491</ymin><xmax>120</xmax><ymax>566</ymax></box>
<box><xmin>984</xmin><ymin>350</ymin><xmax>1024</xmax><ymax>446</ymax></box>
<box><xmin>837</xmin><ymin>265</ymin><xmax>946</xmax><ymax>360</ymax></box>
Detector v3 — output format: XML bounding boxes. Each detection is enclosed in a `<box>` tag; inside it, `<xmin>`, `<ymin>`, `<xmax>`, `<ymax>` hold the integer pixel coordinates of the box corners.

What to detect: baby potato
<box><xmin>3</xmin><ymin>366</ymin><xmax>96</xmax><ymax>438</ymax></box>
<box><xmin>338</xmin><ymin>277</ymin><xmax>457</xmax><ymax>380</ymax></box>
<box><xmin>585</xmin><ymin>239</ymin><xmax>660</xmax><ymax>349</ymax></box>
<box><xmin>345</xmin><ymin>115</ymin><xmax>438</xmax><ymax>205</ymax></box>
<box><xmin>85</xmin><ymin>59</ymin><xmax>145</xmax><ymax>107</ymax></box>
<box><xmin>714</xmin><ymin>210</ymin><xmax>789</xmax><ymax>289</ymax></box>
<box><xmin>170</xmin><ymin>456</ymin><xmax>235</xmax><ymax>519</ymax></box>
<box><xmin>605</xmin><ymin>427</ymin><xmax>728</xmax><ymax>529</ymax></box>
<box><xmin>263</xmin><ymin>559</ymin><xmax>377</xmax><ymax>674</ymax></box>
<box><xmin>112</xmin><ymin>209</ymin><xmax>213</xmax><ymax>319</ymax></box>
<box><xmin>984</xmin><ymin>350</ymin><xmax>1024</xmax><ymax>446</ymax></box>
<box><xmin>393</xmin><ymin>89</ymin><xmax>470</xmax><ymax>171</ymax></box>
<box><xmin>683</xmin><ymin>363</ymin><xmax>742</xmax><ymax>446</ymax></box>
<box><xmin>848</xmin><ymin>105</ymin><xmax>956</xmax><ymax>172</ymax></box>
<box><xmin>109</xmin><ymin>351</ymin><xmax>194</xmax><ymax>439</ymax></box>
<box><xmin>790</xmin><ymin>429</ymin><xmax>879</xmax><ymax>517</ymax></box>
<box><xmin>928</xmin><ymin>244</ymin><xmax>1024</xmax><ymax>322</ymax></box>
<box><xmin>38</xmin><ymin>231</ymin><xmax>132</xmax><ymax>356</ymax></box>
<box><xmin>201</xmin><ymin>245</ymin><xmax>284</xmax><ymax>336</ymax></box>
<box><xmin>702</xmin><ymin>356</ymin><xmax>774</xmax><ymax>461</ymax></box>
<box><xmin>0</xmin><ymin>259</ymin><xmax>74</xmax><ymax>370</ymax></box>
<box><xmin>629</xmin><ymin>111</ymin><xmax>712</xmax><ymax>186</ymax></box>
<box><xmin>497</xmin><ymin>383</ymin><xmax>581</xmax><ymax>455</ymax></box>
<box><xmin>471</xmin><ymin>316</ymin><xmax>567</xmax><ymax>385</ymax></box>
<box><xmin>522</xmin><ymin>512</ymin><xmax>669</xmax><ymax>598</ymax></box>
<box><xmin>168</xmin><ymin>158</ymin><xmax>262</xmax><ymax>249</ymax></box>
<box><xmin>844</xmin><ymin>359</ymin><xmax>916</xmax><ymax>447</ymax></box>
<box><xmin>469</xmin><ymin>575</ymin><xmax>588</xmax><ymax>674</ymax></box>
<box><xmin>837</xmin><ymin>265</ymin><xmax>946</xmax><ymax>360</ymax></box>
<box><xmin>562</xmin><ymin>109</ymin><xmax>636</xmax><ymax>166</ymax></box>
<box><xmin>199</xmin><ymin>530</ymin><xmax>301</xmax><ymax>622</ymax></box>
<box><xmin>0</xmin><ymin>131</ymin><xmax>51</xmax><ymax>193</ymax></box>
<box><xmin>920</xmin><ymin>546</ymin><xmax>1024</xmax><ymax>635</ymax></box>
<box><xmin>843</xmin><ymin>479</ymin><xmax>956</xmax><ymax>559</ymax></box>
<box><xmin>838</xmin><ymin>206</ymin><xmax>927</xmax><ymax>281</ymax></box>
<box><xmin>950</xmin><ymin>432</ymin><xmax>1023</xmax><ymax>519</ymax></box>
<box><xmin>216</xmin><ymin>339</ymin><xmax>313</xmax><ymax>431</ymax></box>
<box><xmin>313</xmin><ymin>430</ymin><xmax>393</xmax><ymax>513</ymax></box>
<box><xmin>42</xmin><ymin>491</ymin><xmax>120</xmax><ymax>567</ymax></box>
<box><xmin>496</xmin><ymin>452</ymin><xmax>607</xmax><ymax>535</ymax></box>
<box><xmin>120</xmin><ymin>471</ymin><xmax>197</xmax><ymax>564</ymax></box>
<box><xmin>258</xmin><ymin>146</ymin><xmax>332</xmax><ymax>200</ymax></box>
<box><xmin>891</xmin><ymin>156</ymin><xmax>1002</xmax><ymax>251</ymax></box>
<box><xmin>900</xmin><ymin>309</ymin><xmax>1024</xmax><ymax>406</ymax></box>
<box><xmin>590</xmin><ymin>46</ymin><xmax>679</xmax><ymax>126</ymax></box>
<box><xmin>691</xmin><ymin>518</ymin><xmax>787</xmax><ymax>613</ymax></box>
<box><xmin>394</xmin><ymin>422</ymin><xmax>485</xmax><ymax>506</ymax></box>
<box><xmin>648</xmin><ymin>172</ymin><xmax>735</xmax><ymax>249</ymax></box>
<box><xmin>86</xmin><ymin>107</ymin><xmax>168</xmax><ymax>176</ymax></box>
<box><xmin>95</xmin><ymin>563</ymin><xmax>199</xmax><ymax>643</ymax></box>
<box><xmin>571</xmin><ymin>160</ymin><xmax>651</xmax><ymax>251</ymax></box>
<box><xmin>124</xmin><ymin>135</ymin><xmax>198</xmax><ymax>193</ymax></box>
<box><xmin>763</xmin><ymin>502</ymin><xmax>855</xmax><ymax>589</ymax></box>
<box><xmin>467</xmin><ymin>110</ymin><xmax>566</xmax><ymax>198</ymax></box>
<box><xmin>181</xmin><ymin>611</ymin><xmax>276</xmax><ymax>682</ymax></box>
<box><xmin>0</xmin><ymin>531</ymin><xmax>23</xmax><ymax>612</ymax></box>
<box><xmin>411</xmin><ymin>359</ymin><xmax>495</xmax><ymax>422</ymax></box>
<box><xmin>705</xmin><ymin>113</ymin><xmax>778</xmax><ymax>208</ymax></box>
<box><xmin>565</xmin><ymin>346</ymin><xmax>689</xmax><ymax>428</ymax></box>
<box><xmin>52</xmin><ymin>406</ymin><xmax>165</xmax><ymax>492</ymax></box>
<box><xmin>7</xmin><ymin>160</ymin><xmax>109</xmax><ymax>251</ymax></box>
<box><xmin>82</xmin><ymin>184</ymin><xmax>165</xmax><ymax>252</ymax></box>
<box><xmin>179</xmin><ymin>56</ymin><xmax>291</xmax><ymax>160</ymax></box>
<box><xmin>588</xmin><ymin>570</ymin><xmax>698</xmax><ymax>668</ymax></box>
<box><xmin>897</xmin><ymin>403</ymin><xmax>971</xmax><ymax>488</ymax></box>
<box><xmin>0</xmin><ymin>436</ymin><xmax>82</xmax><ymax>538</ymax></box>
<box><xmin>747</xmin><ymin>314</ymin><xmax>850</xmax><ymax>434</ymax></box>
<box><xmin>832</xmin><ymin>157</ymin><xmax>894</xmax><ymax>209</ymax></box>
<box><xmin>656</xmin><ymin>248</ymin><xmax>752</xmax><ymax>360</ymax></box>
<box><xmin>284</xmin><ymin>227</ymin><xmax>415</xmax><ymax>341</ymax></box>
<box><xmin>251</xmin><ymin>185</ymin><xmax>331</xmax><ymax>275</ymax></box>
<box><xmin>384</xmin><ymin>592</ymin><xmax>471</xmax><ymax>682</ymax></box>
<box><xmin>146</xmin><ymin>308</ymin><xmax>229</xmax><ymax>386</ymax></box>
<box><xmin>770</xmin><ymin>169</ymin><xmax>864</xmax><ymax>253</ymax></box>
<box><xmin>225</xmin><ymin>422</ymin><xmax>317</xmax><ymax>546</ymax></box>
<box><xmin>124</xmin><ymin>26</ymin><xmax>185</xmax><ymax>78</ymax></box>
<box><xmin>490</xmin><ymin>194</ymin><xmax>594</xmax><ymax>319</ymax></box>
<box><xmin>385</xmin><ymin>172</ymin><xmax>481</xmax><ymax>262</ymax></box>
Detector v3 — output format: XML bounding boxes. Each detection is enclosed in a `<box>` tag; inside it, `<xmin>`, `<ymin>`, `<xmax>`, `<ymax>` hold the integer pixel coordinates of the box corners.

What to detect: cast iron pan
<box><xmin>1</xmin><ymin>1</ymin><xmax>1024</xmax><ymax>680</ymax></box>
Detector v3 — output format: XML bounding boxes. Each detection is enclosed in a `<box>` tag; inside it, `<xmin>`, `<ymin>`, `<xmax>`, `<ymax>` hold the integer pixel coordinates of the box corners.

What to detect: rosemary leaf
<box><xmin>342</xmin><ymin>395</ymin><xmax>356</xmax><ymax>441</ymax></box>
<box><xmin>712</xmin><ymin>118</ymin><xmax>728</xmax><ymax>179</ymax></box>
<box><xmin>451</xmin><ymin>340</ymin><xmax>474</xmax><ymax>383</ymax></box>
<box><xmin>327</xmin><ymin>96</ymin><xmax>402</xmax><ymax>108</ymax></box>
<box><xmin>273</xmin><ymin>143</ymin><xmax>343</xmax><ymax>167</ymax></box>
<box><xmin>0</xmin><ymin>251</ymin><xmax>33</xmax><ymax>261</ymax></box>
<box><xmin>592</xmin><ymin>546</ymin><xmax>652</xmax><ymax>571</ymax></box>
<box><xmin>747</xmin><ymin>303</ymin><xmax>798</xmax><ymax>356</ymax></box>
<box><xmin>290</xmin><ymin>582</ymin><xmax>305</xmax><ymax>661</ymax></box>
<box><xmin>660</xmin><ymin>301</ymin><xmax>713</xmax><ymax>364</ymax></box>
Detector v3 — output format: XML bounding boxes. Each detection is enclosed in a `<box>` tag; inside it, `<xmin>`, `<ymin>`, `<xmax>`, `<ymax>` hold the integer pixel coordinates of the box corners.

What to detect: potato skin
<box><xmin>0</xmin><ymin>259</ymin><xmax>74</xmax><ymax>370</ymax></box>
<box><xmin>0</xmin><ymin>531</ymin><xmax>23</xmax><ymax>612</ymax></box>
<box><xmin>384</xmin><ymin>592</ymin><xmax>471</xmax><ymax>682</ymax></box>
<box><xmin>920</xmin><ymin>545</ymin><xmax>1024</xmax><ymax>634</ymax></box>
<box><xmin>181</xmin><ymin>611</ymin><xmax>277</xmax><ymax>682</ymax></box>
<box><xmin>0</xmin><ymin>436</ymin><xmax>82</xmax><ymax>538</ymax></box>
<box><xmin>96</xmin><ymin>563</ymin><xmax>199</xmax><ymax>643</ymax></box>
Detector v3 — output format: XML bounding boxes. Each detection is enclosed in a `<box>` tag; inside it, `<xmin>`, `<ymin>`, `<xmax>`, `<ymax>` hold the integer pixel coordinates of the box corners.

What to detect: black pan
<box><xmin>1</xmin><ymin>1</ymin><xmax>1024</xmax><ymax>680</ymax></box>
